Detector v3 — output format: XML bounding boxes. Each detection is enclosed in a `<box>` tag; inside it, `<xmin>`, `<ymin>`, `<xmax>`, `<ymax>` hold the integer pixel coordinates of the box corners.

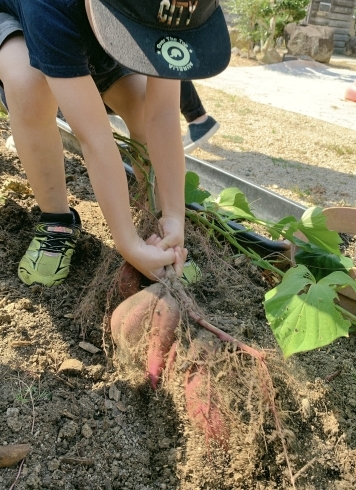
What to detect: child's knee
<box><xmin>5</xmin><ymin>71</ymin><xmax>40</xmax><ymax>109</ymax></box>
<box><xmin>5</xmin><ymin>67</ymin><xmax>54</xmax><ymax>120</ymax></box>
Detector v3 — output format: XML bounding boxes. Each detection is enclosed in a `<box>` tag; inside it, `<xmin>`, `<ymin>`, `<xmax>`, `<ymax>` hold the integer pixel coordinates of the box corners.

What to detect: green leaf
<box><xmin>264</xmin><ymin>265</ymin><xmax>350</xmax><ymax>357</ymax></box>
<box><xmin>211</xmin><ymin>187</ymin><xmax>256</xmax><ymax>220</ymax></box>
<box><xmin>295</xmin><ymin>241</ymin><xmax>354</xmax><ymax>281</ymax></box>
<box><xmin>185</xmin><ymin>171</ymin><xmax>211</xmax><ymax>204</ymax></box>
<box><xmin>264</xmin><ymin>215</ymin><xmax>299</xmax><ymax>240</ymax></box>
<box><xmin>297</xmin><ymin>206</ymin><xmax>342</xmax><ymax>255</ymax></box>
<box><xmin>319</xmin><ymin>270</ymin><xmax>356</xmax><ymax>292</ymax></box>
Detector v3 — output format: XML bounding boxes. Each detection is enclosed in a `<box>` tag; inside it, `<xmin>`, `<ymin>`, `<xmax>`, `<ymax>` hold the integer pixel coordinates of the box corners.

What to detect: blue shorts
<box><xmin>0</xmin><ymin>11</ymin><xmax>131</xmax><ymax>94</ymax></box>
<box><xmin>0</xmin><ymin>12</ymin><xmax>21</xmax><ymax>44</ymax></box>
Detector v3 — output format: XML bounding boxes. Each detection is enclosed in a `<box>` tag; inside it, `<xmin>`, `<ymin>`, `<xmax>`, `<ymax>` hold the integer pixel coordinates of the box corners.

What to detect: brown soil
<box><xmin>1</xmin><ymin>67</ymin><xmax>356</xmax><ymax>490</ymax></box>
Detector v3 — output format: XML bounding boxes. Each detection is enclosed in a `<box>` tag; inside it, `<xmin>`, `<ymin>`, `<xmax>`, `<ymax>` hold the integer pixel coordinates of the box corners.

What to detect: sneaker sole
<box><xmin>18</xmin><ymin>263</ymin><xmax>68</xmax><ymax>287</ymax></box>
<box><xmin>184</xmin><ymin>122</ymin><xmax>220</xmax><ymax>154</ymax></box>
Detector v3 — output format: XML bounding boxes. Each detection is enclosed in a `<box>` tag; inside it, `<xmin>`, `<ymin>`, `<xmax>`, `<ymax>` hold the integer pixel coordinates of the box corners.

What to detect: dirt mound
<box><xmin>1</xmin><ymin>117</ymin><xmax>356</xmax><ymax>490</ymax></box>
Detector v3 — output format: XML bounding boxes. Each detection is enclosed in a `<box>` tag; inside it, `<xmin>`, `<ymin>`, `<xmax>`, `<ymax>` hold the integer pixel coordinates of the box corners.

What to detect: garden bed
<box><xmin>1</xmin><ymin>113</ymin><xmax>356</xmax><ymax>490</ymax></box>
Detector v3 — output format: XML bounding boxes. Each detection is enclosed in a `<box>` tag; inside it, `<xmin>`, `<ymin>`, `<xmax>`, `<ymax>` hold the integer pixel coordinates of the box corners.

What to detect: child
<box><xmin>0</xmin><ymin>0</ymin><xmax>231</xmax><ymax>286</ymax></box>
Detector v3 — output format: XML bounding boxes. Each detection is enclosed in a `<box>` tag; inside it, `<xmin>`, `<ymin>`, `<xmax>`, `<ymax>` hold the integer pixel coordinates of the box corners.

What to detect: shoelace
<box><xmin>36</xmin><ymin>223</ymin><xmax>80</xmax><ymax>254</ymax></box>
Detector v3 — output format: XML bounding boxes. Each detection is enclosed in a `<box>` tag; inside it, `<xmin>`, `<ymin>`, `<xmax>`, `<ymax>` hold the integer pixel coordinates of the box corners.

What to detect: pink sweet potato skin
<box><xmin>147</xmin><ymin>291</ymin><xmax>180</xmax><ymax>389</ymax></box>
<box><xmin>117</xmin><ymin>261</ymin><xmax>143</xmax><ymax>300</ymax></box>
<box><xmin>165</xmin><ymin>342</ymin><xmax>178</xmax><ymax>380</ymax></box>
<box><xmin>110</xmin><ymin>283</ymin><xmax>162</xmax><ymax>348</ymax></box>
<box><xmin>185</xmin><ymin>366</ymin><xmax>229</xmax><ymax>446</ymax></box>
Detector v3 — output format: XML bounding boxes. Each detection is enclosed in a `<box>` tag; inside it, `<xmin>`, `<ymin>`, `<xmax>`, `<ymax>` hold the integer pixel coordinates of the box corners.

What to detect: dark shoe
<box><xmin>18</xmin><ymin>208</ymin><xmax>82</xmax><ymax>287</ymax></box>
<box><xmin>183</xmin><ymin>115</ymin><xmax>220</xmax><ymax>154</ymax></box>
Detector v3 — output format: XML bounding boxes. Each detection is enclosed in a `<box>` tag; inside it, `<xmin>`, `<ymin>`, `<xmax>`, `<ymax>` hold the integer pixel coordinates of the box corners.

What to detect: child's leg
<box><xmin>101</xmin><ymin>73</ymin><xmax>146</xmax><ymax>144</ymax></box>
<box><xmin>0</xmin><ymin>35</ymin><xmax>69</xmax><ymax>214</ymax></box>
<box><xmin>0</xmin><ymin>34</ymin><xmax>81</xmax><ymax>286</ymax></box>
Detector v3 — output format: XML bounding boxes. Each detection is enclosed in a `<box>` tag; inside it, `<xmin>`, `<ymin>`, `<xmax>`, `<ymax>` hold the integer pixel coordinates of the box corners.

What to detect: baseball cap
<box><xmin>88</xmin><ymin>0</ymin><xmax>231</xmax><ymax>79</ymax></box>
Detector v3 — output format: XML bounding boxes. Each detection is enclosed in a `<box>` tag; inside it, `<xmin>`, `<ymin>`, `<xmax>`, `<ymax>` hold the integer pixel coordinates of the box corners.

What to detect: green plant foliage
<box><xmin>296</xmin><ymin>206</ymin><xmax>342</xmax><ymax>255</ymax></box>
<box><xmin>274</xmin><ymin>0</ymin><xmax>310</xmax><ymax>38</ymax></box>
<box><xmin>294</xmin><ymin>241</ymin><xmax>353</xmax><ymax>282</ymax></box>
<box><xmin>183</xmin><ymin>173</ymin><xmax>356</xmax><ymax>356</ymax></box>
<box><xmin>15</xmin><ymin>384</ymin><xmax>52</xmax><ymax>405</ymax></box>
<box><xmin>184</xmin><ymin>171</ymin><xmax>211</xmax><ymax>204</ymax></box>
<box><xmin>226</xmin><ymin>0</ymin><xmax>309</xmax><ymax>45</ymax></box>
<box><xmin>264</xmin><ymin>215</ymin><xmax>297</xmax><ymax>240</ymax></box>
<box><xmin>264</xmin><ymin>265</ymin><xmax>355</xmax><ymax>357</ymax></box>
<box><xmin>206</xmin><ymin>187</ymin><xmax>255</xmax><ymax>219</ymax></box>
<box><xmin>227</xmin><ymin>0</ymin><xmax>269</xmax><ymax>45</ymax></box>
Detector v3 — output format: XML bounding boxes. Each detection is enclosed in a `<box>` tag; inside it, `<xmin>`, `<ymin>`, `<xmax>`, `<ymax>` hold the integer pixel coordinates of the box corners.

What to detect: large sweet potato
<box><xmin>147</xmin><ymin>291</ymin><xmax>180</xmax><ymax>389</ymax></box>
<box><xmin>111</xmin><ymin>283</ymin><xmax>162</xmax><ymax>348</ymax></box>
<box><xmin>111</xmin><ymin>283</ymin><xmax>180</xmax><ymax>388</ymax></box>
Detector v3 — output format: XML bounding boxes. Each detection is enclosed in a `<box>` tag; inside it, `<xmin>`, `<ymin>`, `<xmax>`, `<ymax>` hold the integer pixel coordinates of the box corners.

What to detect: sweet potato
<box><xmin>165</xmin><ymin>341</ymin><xmax>178</xmax><ymax>378</ymax></box>
<box><xmin>111</xmin><ymin>283</ymin><xmax>162</xmax><ymax>348</ymax></box>
<box><xmin>147</xmin><ymin>291</ymin><xmax>180</xmax><ymax>389</ymax></box>
<box><xmin>117</xmin><ymin>261</ymin><xmax>143</xmax><ymax>299</ymax></box>
<box><xmin>111</xmin><ymin>283</ymin><xmax>180</xmax><ymax>388</ymax></box>
<box><xmin>185</xmin><ymin>365</ymin><xmax>229</xmax><ymax>446</ymax></box>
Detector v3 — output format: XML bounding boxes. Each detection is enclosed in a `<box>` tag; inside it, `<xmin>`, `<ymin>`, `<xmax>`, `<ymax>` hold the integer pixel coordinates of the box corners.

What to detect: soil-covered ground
<box><xmin>1</xmin><ymin>75</ymin><xmax>356</xmax><ymax>490</ymax></box>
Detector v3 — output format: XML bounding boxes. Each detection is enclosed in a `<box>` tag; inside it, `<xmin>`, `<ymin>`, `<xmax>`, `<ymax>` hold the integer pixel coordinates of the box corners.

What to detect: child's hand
<box><xmin>146</xmin><ymin>234</ymin><xmax>188</xmax><ymax>278</ymax></box>
<box><xmin>156</xmin><ymin>216</ymin><xmax>185</xmax><ymax>250</ymax></box>
<box><xmin>125</xmin><ymin>236</ymin><xmax>187</xmax><ymax>281</ymax></box>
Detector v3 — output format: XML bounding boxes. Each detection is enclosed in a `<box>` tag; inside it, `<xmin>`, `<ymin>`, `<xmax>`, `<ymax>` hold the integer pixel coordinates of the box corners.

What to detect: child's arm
<box><xmin>45</xmin><ymin>74</ymin><xmax>186</xmax><ymax>279</ymax></box>
<box><xmin>144</xmin><ymin>77</ymin><xmax>186</xmax><ymax>253</ymax></box>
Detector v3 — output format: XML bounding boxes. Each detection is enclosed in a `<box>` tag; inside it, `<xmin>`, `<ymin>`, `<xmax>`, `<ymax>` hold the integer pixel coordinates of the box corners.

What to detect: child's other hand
<box><xmin>156</xmin><ymin>216</ymin><xmax>185</xmax><ymax>250</ymax></box>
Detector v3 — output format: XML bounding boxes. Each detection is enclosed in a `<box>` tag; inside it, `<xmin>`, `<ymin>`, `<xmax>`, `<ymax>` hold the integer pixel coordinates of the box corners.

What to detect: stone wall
<box><xmin>306</xmin><ymin>0</ymin><xmax>356</xmax><ymax>53</ymax></box>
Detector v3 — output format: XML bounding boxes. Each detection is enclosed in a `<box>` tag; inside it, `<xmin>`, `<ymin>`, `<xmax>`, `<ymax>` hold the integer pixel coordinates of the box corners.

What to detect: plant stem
<box><xmin>186</xmin><ymin>209</ymin><xmax>253</xmax><ymax>254</ymax></box>
<box><xmin>335</xmin><ymin>303</ymin><xmax>356</xmax><ymax>325</ymax></box>
<box><xmin>113</xmin><ymin>134</ymin><xmax>157</xmax><ymax>215</ymax></box>
<box><xmin>147</xmin><ymin>164</ymin><xmax>157</xmax><ymax>215</ymax></box>
<box><xmin>165</xmin><ymin>266</ymin><xmax>265</xmax><ymax>361</ymax></box>
<box><xmin>185</xmin><ymin>209</ymin><xmax>284</xmax><ymax>276</ymax></box>
<box><xmin>187</xmin><ymin>307</ymin><xmax>265</xmax><ymax>360</ymax></box>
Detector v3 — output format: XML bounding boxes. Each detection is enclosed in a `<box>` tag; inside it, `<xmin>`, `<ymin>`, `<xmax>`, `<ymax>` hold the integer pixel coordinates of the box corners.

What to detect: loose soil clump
<box><xmin>0</xmin><ymin>111</ymin><xmax>356</xmax><ymax>490</ymax></box>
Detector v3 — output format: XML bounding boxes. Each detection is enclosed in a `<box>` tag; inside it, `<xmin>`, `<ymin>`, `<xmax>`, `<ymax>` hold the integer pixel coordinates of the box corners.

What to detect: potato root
<box><xmin>147</xmin><ymin>291</ymin><xmax>180</xmax><ymax>389</ymax></box>
<box><xmin>0</xmin><ymin>443</ymin><xmax>31</xmax><ymax>468</ymax></box>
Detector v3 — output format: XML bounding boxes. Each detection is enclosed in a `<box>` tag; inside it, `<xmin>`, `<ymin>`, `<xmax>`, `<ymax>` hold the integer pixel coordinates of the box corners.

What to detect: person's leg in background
<box><xmin>180</xmin><ymin>80</ymin><xmax>220</xmax><ymax>154</ymax></box>
<box><xmin>102</xmin><ymin>72</ymin><xmax>147</xmax><ymax>181</ymax></box>
<box><xmin>103</xmin><ymin>74</ymin><xmax>146</xmax><ymax>143</ymax></box>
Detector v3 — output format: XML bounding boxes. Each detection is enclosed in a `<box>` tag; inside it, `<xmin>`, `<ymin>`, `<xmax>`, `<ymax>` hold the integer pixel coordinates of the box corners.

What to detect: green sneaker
<box><xmin>180</xmin><ymin>258</ymin><xmax>202</xmax><ymax>286</ymax></box>
<box><xmin>18</xmin><ymin>208</ymin><xmax>81</xmax><ymax>287</ymax></box>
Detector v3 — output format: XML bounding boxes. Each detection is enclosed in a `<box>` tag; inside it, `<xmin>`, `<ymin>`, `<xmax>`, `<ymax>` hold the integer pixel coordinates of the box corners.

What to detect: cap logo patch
<box><xmin>156</xmin><ymin>37</ymin><xmax>194</xmax><ymax>72</ymax></box>
<box><xmin>157</xmin><ymin>0</ymin><xmax>198</xmax><ymax>26</ymax></box>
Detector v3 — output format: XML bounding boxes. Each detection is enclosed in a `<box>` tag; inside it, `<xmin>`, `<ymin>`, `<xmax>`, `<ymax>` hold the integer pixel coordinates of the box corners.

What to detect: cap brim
<box><xmin>89</xmin><ymin>0</ymin><xmax>231</xmax><ymax>79</ymax></box>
